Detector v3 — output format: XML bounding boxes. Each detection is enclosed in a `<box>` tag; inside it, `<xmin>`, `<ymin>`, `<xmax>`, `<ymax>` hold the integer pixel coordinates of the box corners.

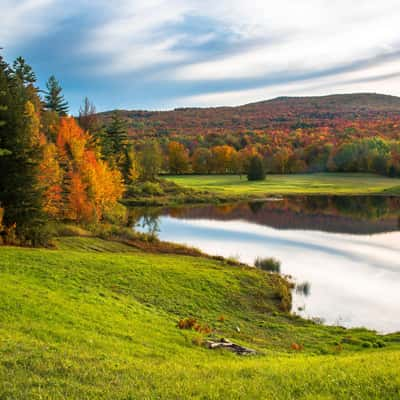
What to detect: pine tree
<box><xmin>0</xmin><ymin>53</ymin><xmax>9</xmax><ymax>154</ymax></box>
<box><xmin>103</xmin><ymin>112</ymin><xmax>131</xmax><ymax>181</ymax></box>
<box><xmin>44</xmin><ymin>75</ymin><xmax>69</xmax><ymax>116</ymax></box>
<box><xmin>106</xmin><ymin>112</ymin><xmax>129</xmax><ymax>155</ymax></box>
<box><xmin>11</xmin><ymin>57</ymin><xmax>36</xmax><ymax>86</ymax></box>
<box><xmin>0</xmin><ymin>57</ymin><xmax>48</xmax><ymax>245</ymax></box>
<box><xmin>0</xmin><ymin>88</ymin><xmax>9</xmax><ymax>156</ymax></box>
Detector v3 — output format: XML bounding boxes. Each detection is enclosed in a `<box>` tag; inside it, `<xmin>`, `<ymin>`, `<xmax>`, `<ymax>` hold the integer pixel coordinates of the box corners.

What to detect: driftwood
<box><xmin>205</xmin><ymin>338</ymin><xmax>256</xmax><ymax>355</ymax></box>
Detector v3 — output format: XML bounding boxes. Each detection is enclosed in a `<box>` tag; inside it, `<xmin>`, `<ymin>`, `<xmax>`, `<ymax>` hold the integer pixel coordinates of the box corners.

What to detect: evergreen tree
<box><xmin>11</xmin><ymin>57</ymin><xmax>36</xmax><ymax>86</ymax></box>
<box><xmin>0</xmin><ymin>70</ymin><xmax>8</xmax><ymax>155</ymax></box>
<box><xmin>247</xmin><ymin>155</ymin><xmax>266</xmax><ymax>181</ymax></box>
<box><xmin>44</xmin><ymin>75</ymin><xmax>69</xmax><ymax>116</ymax></box>
<box><xmin>0</xmin><ymin>56</ymin><xmax>47</xmax><ymax>245</ymax></box>
<box><xmin>103</xmin><ymin>112</ymin><xmax>132</xmax><ymax>181</ymax></box>
<box><xmin>106</xmin><ymin>112</ymin><xmax>129</xmax><ymax>155</ymax></box>
<box><xmin>0</xmin><ymin>95</ymin><xmax>9</xmax><ymax>157</ymax></box>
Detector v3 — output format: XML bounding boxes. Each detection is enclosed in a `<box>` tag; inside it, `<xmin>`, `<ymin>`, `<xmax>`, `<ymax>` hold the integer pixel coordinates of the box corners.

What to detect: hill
<box><xmin>1</xmin><ymin>237</ymin><xmax>399</xmax><ymax>399</ymax></box>
<box><xmin>99</xmin><ymin>93</ymin><xmax>400</xmax><ymax>136</ymax></box>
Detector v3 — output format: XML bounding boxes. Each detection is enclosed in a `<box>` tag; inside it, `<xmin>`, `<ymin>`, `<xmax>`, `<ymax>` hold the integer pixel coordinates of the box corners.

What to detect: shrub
<box><xmin>178</xmin><ymin>318</ymin><xmax>212</xmax><ymax>334</ymax></box>
<box><xmin>254</xmin><ymin>257</ymin><xmax>281</xmax><ymax>273</ymax></box>
<box><xmin>141</xmin><ymin>182</ymin><xmax>164</xmax><ymax>196</ymax></box>
<box><xmin>54</xmin><ymin>223</ymin><xmax>92</xmax><ymax>237</ymax></box>
<box><xmin>178</xmin><ymin>317</ymin><xmax>197</xmax><ymax>330</ymax></box>
<box><xmin>102</xmin><ymin>203</ymin><xmax>128</xmax><ymax>225</ymax></box>
<box><xmin>291</xmin><ymin>342</ymin><xmax>303</xmax><ymax>351</ymax></box>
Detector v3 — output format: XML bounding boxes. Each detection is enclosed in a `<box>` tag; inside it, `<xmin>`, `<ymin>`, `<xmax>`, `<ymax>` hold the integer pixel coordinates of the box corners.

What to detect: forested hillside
<box><xmin>98</xmin><ymin>94</ymin><xmax>400</xmax><ymax>177</ymax></box>
<box><xmin>99</xmin><ymin>93</ymin><xmax>400</xmax><ymax>135</ymax></box>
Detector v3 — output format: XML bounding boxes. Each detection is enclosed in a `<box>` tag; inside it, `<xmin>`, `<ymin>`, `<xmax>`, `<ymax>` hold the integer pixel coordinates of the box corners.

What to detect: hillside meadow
<box><xmin>1</xmin><ymin>236</ymin><xmax>399</xmax><ymax>399</ymax></box>
<box><xmin>167</xmin><ymin>173</ymin><xmax>400</xmax><ymax>197</ymax></box>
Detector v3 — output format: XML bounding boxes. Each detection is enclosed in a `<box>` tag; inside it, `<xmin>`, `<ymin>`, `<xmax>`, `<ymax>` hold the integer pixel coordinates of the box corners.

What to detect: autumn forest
<box><xmin>2</xmin><ymin>53</ymin><xmax>400</xmax><ymax>246</ymax></box>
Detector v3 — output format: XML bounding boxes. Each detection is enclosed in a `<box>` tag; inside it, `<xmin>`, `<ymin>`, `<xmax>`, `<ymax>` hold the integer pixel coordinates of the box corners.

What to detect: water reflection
<box><xmin>132</xmin><ymin>196</ymin><xmax>400</xmax><ymax>333</ymax></box>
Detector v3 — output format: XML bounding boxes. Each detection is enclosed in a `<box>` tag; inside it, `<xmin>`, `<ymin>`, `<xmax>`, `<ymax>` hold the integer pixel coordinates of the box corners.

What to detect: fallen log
<box><xmin>205</xmin><ymin>338</ymin><xmax>256</xmax><ymax>355</ymax></box>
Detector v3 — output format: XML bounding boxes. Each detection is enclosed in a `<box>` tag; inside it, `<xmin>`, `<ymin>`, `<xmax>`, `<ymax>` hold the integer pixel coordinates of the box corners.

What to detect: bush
<box><xmin>102</xmin><ymin>203</ymin><xmax>128</xmax><ymax>225</ymax></box>
<box><xmin>20</xmin><ymin>223</ymin><xmax>54</xmax><ymax>247</ymax></box>
<box><xmin>53</xmin><ymin>223</ymin><xmax>92</xmax><ymax>237</ymax></box>
<box><xmin>141</xmin><ymin>182</ymin><xmax>164</xmax><ymax>196</ymax></box>
<box><xmin>254</xmin><ymin>257</ymin><xmax>281</xmax><ymax>273</ymax></box>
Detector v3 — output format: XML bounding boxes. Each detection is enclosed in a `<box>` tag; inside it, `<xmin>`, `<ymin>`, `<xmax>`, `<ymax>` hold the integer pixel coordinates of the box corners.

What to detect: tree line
<box><xmin>157</xmin><ymin>136</ymin><xmax>400</xmax><ymax>177</ymax></box>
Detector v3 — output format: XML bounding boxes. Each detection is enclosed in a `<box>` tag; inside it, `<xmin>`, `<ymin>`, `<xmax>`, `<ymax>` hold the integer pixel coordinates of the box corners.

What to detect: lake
<box><xmin>132</xmin><ymin>196</ymin><xmax>400</xmax><ymax>333</ymax></box>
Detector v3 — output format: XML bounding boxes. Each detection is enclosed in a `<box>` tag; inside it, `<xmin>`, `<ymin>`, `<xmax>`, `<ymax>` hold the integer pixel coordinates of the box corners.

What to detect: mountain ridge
<box><xmin>98</xmin><ymin>93</ymin><xmax>400</xmax><ymax>136</ymax></box>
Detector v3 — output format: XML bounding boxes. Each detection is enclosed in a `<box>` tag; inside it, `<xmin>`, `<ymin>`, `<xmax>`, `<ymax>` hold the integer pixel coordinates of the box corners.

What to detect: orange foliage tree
<box><xmin>168</xmin><ymin>141</ymin><xmax>190</xmax><ymax>174</ymax></box>
<box><xmin>40</xmin><ymin>117</ymin><xmax>124</xmax><ymax>222</ymax></box>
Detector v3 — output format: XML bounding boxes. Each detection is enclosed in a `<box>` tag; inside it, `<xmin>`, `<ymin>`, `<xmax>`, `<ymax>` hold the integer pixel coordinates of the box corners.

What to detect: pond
<box><xmin>132</xmin><ymin>196</ymin><xmax>400</xmax><ymax>333</ymax></box>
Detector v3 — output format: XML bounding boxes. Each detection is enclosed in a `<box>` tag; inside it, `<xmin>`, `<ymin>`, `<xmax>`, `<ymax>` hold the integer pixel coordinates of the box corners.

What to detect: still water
<box><xmin>133</xmin><ymin>196</ymin><xmax>400</xmax><ymax>333</ymax></box>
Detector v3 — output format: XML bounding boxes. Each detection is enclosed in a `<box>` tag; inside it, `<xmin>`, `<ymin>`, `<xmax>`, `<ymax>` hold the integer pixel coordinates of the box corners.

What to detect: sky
<box><xmin>2</xmin><ymin>0</ymin><xmax>400</xmax><ymax>113</ymax></box>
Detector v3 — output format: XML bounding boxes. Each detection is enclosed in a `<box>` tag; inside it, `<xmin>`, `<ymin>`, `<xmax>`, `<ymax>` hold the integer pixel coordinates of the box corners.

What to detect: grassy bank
<box><xmin>167</xmin><ymin>173</ymin><xmax>400</xmax><ymax>197</ymax></box>
<box><xmin>1</xmin><ymin>237</ymin><xmax>399</xmax><ymax>399</ymax></box>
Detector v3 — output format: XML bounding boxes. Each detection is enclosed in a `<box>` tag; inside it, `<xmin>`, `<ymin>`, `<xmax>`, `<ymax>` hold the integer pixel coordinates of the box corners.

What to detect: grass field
<box><xmin>166</xmin><ymin>173</ymin><xmax>400</xmax><ymax>196</ymax></box>
<box><xmin>1</xmin><ymin>236</ymin><xmax>399</xmax><ymax>399</ymax></box>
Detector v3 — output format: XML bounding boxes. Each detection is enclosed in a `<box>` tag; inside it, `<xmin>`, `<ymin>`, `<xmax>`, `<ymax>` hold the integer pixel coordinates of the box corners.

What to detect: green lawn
<box><xmin>167</xmin><ymin>173</ymin><xmax>400</xmax><ymax>196</ymax></box>
<box><xmin>1</xmin><ymin>237</ymin><xmax>399</xmax><ymax>399</ymax></box>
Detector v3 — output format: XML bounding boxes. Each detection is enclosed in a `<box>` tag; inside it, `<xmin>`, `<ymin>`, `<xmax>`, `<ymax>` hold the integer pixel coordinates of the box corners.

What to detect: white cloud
<box><xmin>83</xmin><ymin>0</ymin><xmax>197</xmax><ymax>73</ymax></box>
<box><xmin>0</xmin><ymin>0</ymin><xmax>69</xmax><ymax>47</ymax></box>
<box><xmin>3</xmin><ymin>0</ymin><xmax>400</xmax><ymax>107</ymax></box>
<box><xmin>81</xmin><ymin>0</ymin><xmax>400</xmax><ymax>91</ymax></box>
<box><xmin>174</xmin><ymin>57</ymin><xmax>400</xmax><ymax>107</ymax></box>
<box><xmin>171</xmin><ymin>0</ymin><xmax>400</xmax><ymax>81</ymax></box>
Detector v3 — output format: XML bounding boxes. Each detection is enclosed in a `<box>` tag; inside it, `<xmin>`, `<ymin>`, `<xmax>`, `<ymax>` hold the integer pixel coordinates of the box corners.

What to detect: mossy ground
<box><xmin>1</xmin><ymin>236</ymin><xmax>399</xmax><ymax>399</ymax></box>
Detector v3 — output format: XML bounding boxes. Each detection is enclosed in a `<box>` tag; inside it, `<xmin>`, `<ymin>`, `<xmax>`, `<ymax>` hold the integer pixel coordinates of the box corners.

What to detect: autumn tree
<box><xmin>210</xmin><ymin>145</ymin><xmax>237</xmax><ymax>173</ymax></box>
<box><xmin>139</xmin><ymin>140</ymin><xmax>162</xmax><ymax>181</ymax></box>
<box><xmin>126</xmin><ymin>148</ymin><xmax>140</xmax><ymax>183</ymax></box>
<box><xmin>192</xmin><ymin>147</ymin><xmax>212</xmax><ymax>174</ymax></box>
<box><xmin>52</xmin><ymin>117</ymin><xmax>124</xmax><ymax>221</ymax></box>
<box><xmin>168</xmin><ymin>141</ymin><xmax>190</xmax><ymax>174</ymax></box>
<box><xmin>44</xmin><ymin>75</ymin><xmax>69</xmax><ymax>116</ymax></box>
<box><xmin>273</xmin><ymin>147</ymin><xmax>292</xmax><ymax>174</ymax></box>
<box><xmin>78</xmin><ymin>97</ymin><xmax>99</xmax><ymax>133</ymax></box>
<box><xmin>38</xmin><ymin>140</ymin><xmax>63</xmax><ymax>217</ymax></box>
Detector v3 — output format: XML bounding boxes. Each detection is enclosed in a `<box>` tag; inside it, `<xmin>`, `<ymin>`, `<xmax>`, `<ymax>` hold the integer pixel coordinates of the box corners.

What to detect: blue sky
<box><xmin>2</xmin><ymin>0</ymin><xmax>400</xmax><ymax>114</ymax></box>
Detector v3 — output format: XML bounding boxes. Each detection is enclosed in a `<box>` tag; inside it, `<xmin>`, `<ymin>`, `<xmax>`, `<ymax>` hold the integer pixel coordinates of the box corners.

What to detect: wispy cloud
<box><xmin>0</xmin><ymin>0</ymin><xmax>73</xmax><ymax>48</ymax></box>
<box><xmin>175</xmin><ymin>57</ymin><xmax>400</xmax><ymax>107</ymax></box>
<box><xmin>2</xmin><ymin>0</ymin><xmax>400</xmax><ymax>110</ymax></box>
<box><xmin>82</xmin><ymin>0</ymin><xmax>197</xmax><ymax>74</ymax></box>
<box><xmin>170</xmin><ymin>0</ymin><xmax>400</xmax><ymax>81</ymax></box>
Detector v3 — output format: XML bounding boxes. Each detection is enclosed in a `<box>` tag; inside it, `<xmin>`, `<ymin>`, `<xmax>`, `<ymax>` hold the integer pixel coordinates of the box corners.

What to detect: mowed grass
<box><xmin>1</xmin><ymin>237</ymin><xmax>399</xmax><ymax>399</ymax></box>
<box><xmin>167</xmin><ymin>173</ymin><xmax>400</xmax><ymax>196</ymax></box>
